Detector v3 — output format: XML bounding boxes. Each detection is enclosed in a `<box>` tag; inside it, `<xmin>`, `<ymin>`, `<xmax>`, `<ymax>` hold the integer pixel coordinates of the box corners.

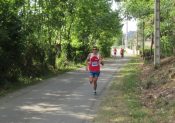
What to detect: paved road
<box><xmin>0</xmin><ymin>57</ymin><xmax>130</xmax><ymax>123</ymax></box>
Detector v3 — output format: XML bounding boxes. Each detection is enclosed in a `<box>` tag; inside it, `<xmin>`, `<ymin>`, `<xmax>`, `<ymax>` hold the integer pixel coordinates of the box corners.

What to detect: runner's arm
<box><xmin>99</xmin><ymin>55</ymin><xmax>104</xmax><ymax>66</ymax></box>
<box><xmin>86</xmin><ymin>53</ymin><xmax>90</xmax><ymax>71</ymax></box>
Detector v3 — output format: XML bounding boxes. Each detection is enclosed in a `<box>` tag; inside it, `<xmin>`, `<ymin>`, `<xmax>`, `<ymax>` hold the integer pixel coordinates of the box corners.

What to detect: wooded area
<box><xmin>0</xmin><ymin>0</ymin><xmax>175</xmax><ymax>88</ymax></box>
<box><xmin>0</xmin><ymin>0</ymin><xmax>122</xmax><ymax>86</ymax></box>
<box><xmin>122</xmin><ymin>0</ymin><xmax>175</xmax><ymax>58</ymax></box>
<box><xmin>0</xmin><ymin>1</ymin><xmax>175</xmax><ymax>122</ymax></box>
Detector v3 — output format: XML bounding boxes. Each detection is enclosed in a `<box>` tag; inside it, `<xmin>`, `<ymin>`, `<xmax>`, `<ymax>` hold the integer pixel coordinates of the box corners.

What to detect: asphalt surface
<box><xmin>0</xmin><ymin>57</ymin><xmax>130</xmax><ymax>123</ymax></box>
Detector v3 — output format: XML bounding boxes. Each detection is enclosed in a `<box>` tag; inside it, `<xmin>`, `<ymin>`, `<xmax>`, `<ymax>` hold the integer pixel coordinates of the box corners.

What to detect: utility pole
<box><xmin>154</xmin><ymin>0</ymin><xmax>160</xmax><ymax>68</ymax></box>
<box><xmin>125</xmin><ymin>14</ymin><xmax>128</xmax><ymax>49</ymax></box>
<box><xmin>122</xmin><ymin>35</ymin><xmax>124</xmax><ymax>47</ymax></box>
<box><xmin>136</xmin><ymin>25</ymin><xmax>140</xmax><ymax>55</ymax></box>
<box><xmin>142</xmin><ymin>20</ymin><xmax>145</xmax><ymax>59</ymax></box>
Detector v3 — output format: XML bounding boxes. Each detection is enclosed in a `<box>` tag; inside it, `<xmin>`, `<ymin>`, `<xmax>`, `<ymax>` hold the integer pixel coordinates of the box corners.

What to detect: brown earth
<box><xmin>140</xmin><ymin>56</ymin><xmax>175</xmax><ymax>119</ymax></box>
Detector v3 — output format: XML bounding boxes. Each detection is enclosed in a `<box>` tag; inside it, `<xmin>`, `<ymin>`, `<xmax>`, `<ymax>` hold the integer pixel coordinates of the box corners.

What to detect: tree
<box><xmin>0</xmin><ymin>0</ymin><xmax>24</xmax><ymax>82</ymax></box>
<box><xmin>122</xmin><ymin>0</ymin><xmax>175</xmax><ymax>60</ymax></box>
<box><xmin>0</xmin><ymin>0</ymin><xmax>123</xmax><ymax>86</ymax></box>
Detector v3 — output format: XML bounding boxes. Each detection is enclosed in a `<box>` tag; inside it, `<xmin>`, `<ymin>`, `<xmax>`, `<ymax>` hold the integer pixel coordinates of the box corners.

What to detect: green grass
<box><xmin>123</xmin><ymin>59</ymin><xmax>175</xmax><ymax>123</ymax></box>
<box><xmin>121</xmin><ymin>58</ymin><xmax>152</xmax><ymax>123</ymax></box>
<box><xmin>93</xmin><ymin>57</ymin><xmax>154</xmax><ymax>123</ymax></box>
<box><xmin>94</xmin><ymin>57</ymin><xmax>175</xmax><ymax>123</ymax></box>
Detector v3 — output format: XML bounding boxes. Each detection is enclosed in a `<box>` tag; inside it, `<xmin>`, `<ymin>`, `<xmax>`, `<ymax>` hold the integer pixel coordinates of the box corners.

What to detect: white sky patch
<box><xmin>122</xmin><ymin>19</ymin><xmax>137</xmax><ymax>34</ymax></box>
<box><xmin>111</xmin><ymin>0</ymin><xmax>119</xmax><ymax>11</ymax></box>
<box><xmin>111</xmin><ymin>1</ymin><xmax>137</xmax><ymax>33</ymax></box>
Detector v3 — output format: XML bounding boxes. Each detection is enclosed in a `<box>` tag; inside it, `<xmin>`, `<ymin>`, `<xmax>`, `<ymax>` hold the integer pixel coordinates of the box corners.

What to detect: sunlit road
<box><xmin>0</xmin><ymin>56</ymin><xmax>131</xmax><ymax>123</ymax></box>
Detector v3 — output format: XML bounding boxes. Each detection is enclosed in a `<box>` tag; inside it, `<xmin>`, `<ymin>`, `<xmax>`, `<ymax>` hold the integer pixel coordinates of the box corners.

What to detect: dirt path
<box><xmin>0</xmin><ymin>57</ymin><xmax>131</xmax><ymax>123</ymax></box>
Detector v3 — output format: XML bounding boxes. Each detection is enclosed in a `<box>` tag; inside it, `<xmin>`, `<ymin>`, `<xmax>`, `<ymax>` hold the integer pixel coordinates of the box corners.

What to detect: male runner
<box><xmin>113</xmin><ymin>48</ymin><xmax>117</xmax><ymax>57</ymax></box>
<box><xmin>86</xmin><ymin>46</ymin><xmax>104</xmax><ymax>95</ymax></box>
<box><xmin>120</xmin><ymin>48</ymin><xmax>124</xmax><ymax>58</ymax></box>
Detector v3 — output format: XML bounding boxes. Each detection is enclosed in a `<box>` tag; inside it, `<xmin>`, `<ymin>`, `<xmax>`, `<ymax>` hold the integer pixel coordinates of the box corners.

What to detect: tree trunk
<box><xmin>150</xmin><ymin>33</ymin><xmax>154</xmax><ymax>59</ymax></box>
<box><xmin>142</xmin><ymin>20</ymin><xmax>145</xmax><ymax>59</ymax></box>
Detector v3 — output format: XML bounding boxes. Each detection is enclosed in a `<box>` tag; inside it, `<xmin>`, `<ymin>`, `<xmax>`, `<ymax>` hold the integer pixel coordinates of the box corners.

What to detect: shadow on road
<box><xmin>0</xmin><ymin>57</ymin><xmax>132</xmax><ymax>123</ymax></box>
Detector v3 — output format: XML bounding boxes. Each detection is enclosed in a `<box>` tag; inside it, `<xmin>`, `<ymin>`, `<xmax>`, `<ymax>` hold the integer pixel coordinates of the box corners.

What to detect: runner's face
<box><xmin>93</xmin><ymin>48</ymin><xmax>98</xmax><ymax>53</ymax></box>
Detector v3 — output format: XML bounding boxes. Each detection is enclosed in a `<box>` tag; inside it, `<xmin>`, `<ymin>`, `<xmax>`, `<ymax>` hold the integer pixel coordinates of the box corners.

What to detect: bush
<box><xmin>56</xmin><ymin>53</ymin><xmax>68</xmax><ymax>69</ymax></box>
<box><xmin>0</xmin><ymin>3</ymin><xmax>24</xmax><ymax>84</ymax></box>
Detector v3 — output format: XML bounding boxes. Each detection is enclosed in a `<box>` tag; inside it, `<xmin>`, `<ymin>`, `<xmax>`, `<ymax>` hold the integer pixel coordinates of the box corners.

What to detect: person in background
<box><xmin>120</xmin><ymin>48</ymin><xmax>124</xmax><ymax>58</ymax></box>
<box><xmin>113</xmin><ymin>48</ymin><xmax>117</xmax><ymax>57</ymax></box>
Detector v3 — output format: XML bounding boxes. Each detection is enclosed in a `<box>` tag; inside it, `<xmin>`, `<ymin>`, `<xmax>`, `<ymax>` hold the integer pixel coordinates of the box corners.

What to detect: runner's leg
<box><xmin>89</xmin><ymin>72</ymin><xmax>93</xmax><ymax>84</ymax></box>
<box><xmin>92</xmin><ymin>72</ymin><xmax>100</xmax><ymax>94</ymax></box>
<box><xmin>89</xmin><ymin>76</ymin><xmax>93</xmax><ymax>84</ymax></box>
<box><xmin>93</xmin><ymin>77</ymin><xmax>98</xmax><ymax>91</ymax></box>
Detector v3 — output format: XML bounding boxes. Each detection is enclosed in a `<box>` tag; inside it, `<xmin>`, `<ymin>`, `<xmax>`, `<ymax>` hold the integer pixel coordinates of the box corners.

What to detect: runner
<box><xmin>120</xmin><ymin>48</ymin><xmax>124</xmax><ymax>58</ymax></box>
<box><xmin>86</xmin><ymin>46</ymin><xmax>104</xmax><ymax>95</ymax></box>
<box><xmin>113</xmin><ymin>48</ymin><xmax>117</xmax><ymax>57</ymax></box>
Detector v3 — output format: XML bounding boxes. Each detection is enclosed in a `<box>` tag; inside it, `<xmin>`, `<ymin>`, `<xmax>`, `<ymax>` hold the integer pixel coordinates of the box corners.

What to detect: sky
<box><xmin>111</xmin><ymin>1</ymin><xmax>137</xmax><ymax>34</ymax></box>
<box><xmin>122</xmin><ymin>19</ymin><xmax>137</xmax><ymax>34</ymax></box>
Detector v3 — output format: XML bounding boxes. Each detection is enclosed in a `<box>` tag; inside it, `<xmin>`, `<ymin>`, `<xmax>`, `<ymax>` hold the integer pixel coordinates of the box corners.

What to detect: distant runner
<box><xmin>86</xmin><ymin>46</ymin><xmax>104</xmax><ymax>95</ymax></box>
<box><xmin>120</xmin><ymin>48</ymin><xmax>124</xmax><ymax>58</ymax></box>
<box><xmin>113</xmin><ymin>48</ymin><xmax>117</xmax><ymax>57</ymax></box>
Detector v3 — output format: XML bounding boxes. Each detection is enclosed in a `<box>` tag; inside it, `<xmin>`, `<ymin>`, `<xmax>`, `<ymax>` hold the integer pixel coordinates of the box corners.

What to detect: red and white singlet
<box><xmin>88</xmin><ymin>53</ymin><xmax>100</xmax><ymax>72</ymax></box>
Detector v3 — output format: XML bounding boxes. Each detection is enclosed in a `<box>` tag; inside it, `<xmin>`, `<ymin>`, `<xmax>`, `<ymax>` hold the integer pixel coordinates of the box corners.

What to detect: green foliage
<box><xmin>123</xmin><ymin>0</ymin><xmax>175</xmax><ymax>57</ymax></box>
<box><xmin>0</xmin><ymin>0</ymin><xmax>122</xmax><ymax>87</ymax></box>
<box><xmin>161</xmin><ymin>36</ymin><xmax>173</xmax><ymax>56</ymax></box>
<box><xmin>56</xmin><ymin>53</ymin><xmax>68</xmax><ymax>69</ymax></box>
<box><xmin>0</xmin><ymin>1</ymin><xmax>24</xmax><ymax>83</ymax></box>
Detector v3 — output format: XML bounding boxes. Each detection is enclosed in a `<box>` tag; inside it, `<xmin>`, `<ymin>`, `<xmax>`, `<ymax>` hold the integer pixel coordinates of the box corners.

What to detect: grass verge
<box><xmin>122</xmin><ymin>58</ymin><xmax>152</xmax><ymax>123</ymax></box>
<box><xmin>93</xmin><ymin>57</ymin><xmax>155</xmax><ymax>123</ymax></box>
<box><xmin>94</xmin><ymin>56</ymin><xmax>175</xmax><ymax>123</ymax></box>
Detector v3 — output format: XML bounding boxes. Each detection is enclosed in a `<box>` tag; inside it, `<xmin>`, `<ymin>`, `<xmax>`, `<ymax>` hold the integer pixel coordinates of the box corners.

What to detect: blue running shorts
<box><xmin>89</xmin><ymin>71</ymin><xmax>100</xmax><ymax>77</ymax></box>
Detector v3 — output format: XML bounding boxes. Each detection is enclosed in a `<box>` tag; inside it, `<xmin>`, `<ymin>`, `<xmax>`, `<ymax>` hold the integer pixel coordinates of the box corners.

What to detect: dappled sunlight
<box><xmin>120</xmin><ymin>69</ymin><xmax>137</xmax><ymax>74</ymax></box>
<box><xmin>0</xmin><ymin>107</ymin><xmax>6</xmax><ymax>110</ymax></box>
<box><xmin>19</xmin><ymin>103</ymin><xmax>61</xmax><ymax>113</ymax></box>
<box><xmin>64</xmin><ymin>93</ymin><xmax>85</xmax><ymax>100</ymax></box>
<box><xmin>63</xmin><ymin>112</ymin><xmax>94</xmax><ymax>120</ymax></box>
<box><xmin>102</xmin><ymin>67</ymin><xmax>121</xmax><ymax>72</ymax></box>
<box><xmin>88</xmin><ymin>98</ymin><xmax>98</xmax><ymax>101</ymax></box>
<box><xmin>44</xmin><ymin>92</ymin><xmax>63</xmax><ymax>97</ymax></box>
<box><xmin>127</xmin><ymin>62</ymin><xmax>142</xmax><ymax>65</ymax></box>
<box><xmin>111</xmin><ymin>116</ymin><xmax>130</xmax><ymax>122</ymax></box>
<box><xmin>74</xmin><ymin>105</ymin><xmax>90</xmax><ymax>108</ymax></box>
<box><xmin>102</xmin><ymin>106</ymin><xmax>114</xmax><ymax>111</ymax></box>
<box><xmin>0</xmin><ymin>57</ymin><xmax>131</xmax><ymax>123</ymax></box>
<box><xmin>18</xmin><ymin>102</ymin><xmax>95</xmax><ymax>120</ymax></box>
<box><xmin>66</xmin><ymin>93</ymin><xmax>84</xmax><ymax>97</ymax></box>
<box><xmin>10</xmin><ymin>92</ymin><xmax>97</xmax><ymax>122</ymax></box>
<box><xmin>113</xmin><ymin>74</ymin><xmax>125</xmax><ymax>78</ymax></box>
<box><xmin>24</xmin><ymin>117</ymin><xmax>42</xmax><ymax>120</ymax></box>
<box><xmin>7</xmin><ymin>84</ymin><xmax>99</xmax><ymax>122</ymax></box>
